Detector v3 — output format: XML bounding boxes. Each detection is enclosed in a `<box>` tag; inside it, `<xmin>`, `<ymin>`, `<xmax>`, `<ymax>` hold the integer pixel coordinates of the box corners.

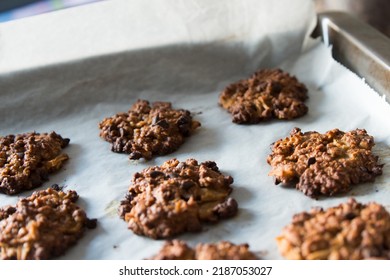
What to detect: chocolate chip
<box><xmin>124</xmin><ymin>193</ymin><xmax>134</xmax><ymax>202</ymax></box>
<box><xmin>181</xmin><ymin>180</ymin><xmax>195</xmax><ymax>189</ymax></box>
<box><xmin>307</xmin><ymin>157</ymin><xmax>316</xmax><ymax>166</ymax></box>
<box><xmin>61</xmin><ymin>138</ymin><xmax>71</xmax><ymax>147</ymax></box>
<box><xmin>177</xmin><ymin>116</ymin><xmax>190</xmax><ymax>126</ymax></box>
<box><xmin>203</xmin><ymin>161</ymin><xmax>219</xmax><ymax>172</ymax></box>
<box><xmin>86</xmin><ymin>218</ymin><xmax>98</xmax><ymax>229</ymax></box>
<box><xmin>224</xmin><ymin>176</ymin><xmax>234</xmax><ymax>184</ymax></box>
<box><xmin>156</xmin><ymin>119</ymin><xmax>169</xmax><ymax>129</ymax></box>
<box><xmin>150</xmin><ymin>171</ymin><xmax>165</xmax><ymax>178</ymax></box>
<box><xmin>129</xmin><ymin>151</ymin><xmax>142</xmax><ymax>160</ymax></box>
<box><xmin>213</xmin><ymin>198</ymin><xmax>238</xmax><ymax>219</ymax></box>
<box><xmin>50</xmin><ymin>184</ymin><xmax>63</xmax><ymax>192</ymax></box>
<box><xmin>344</xmin><ymin>212</ymin><xmax>356</xmax><ymax>220</ymax></box>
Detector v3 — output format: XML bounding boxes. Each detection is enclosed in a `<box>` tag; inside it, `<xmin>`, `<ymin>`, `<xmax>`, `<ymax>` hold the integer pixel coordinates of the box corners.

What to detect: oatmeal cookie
<box><xmin>267</xmin><ymin>128</ymin><xmax>383</xmax><ymax>198</ymax></box>
<box><xmin>99</xmin><ymin>100</ymin><xmax>201</xmax><ymax>160</ymax></box>
<box><xmin>149</xmin><ymin>240</ymin><xmax>258</xmax><ymax>260</ymax></box>
<box><xmin>119</xmin><ymin>158</ymin><xmax>238</xmax><ymax>239</ymax></box>
<box><xmin>0</xmin><ymin>132</ymin><xmax>70</xmax><ymax>195</ymax></box>
<box><xmin>277</xmin><ymin>198</ymin><xmax>390</xmax><ymax>259</ymax></box>
<box><xmin>148</xmin><ymin>240</ymin><xmax>195</xmax><ymax>260</ymax></box>
<box><xmin>0</xmin><ymin>186</ymin><xmax>97</xmax><ymax>260</ymax></box>
<box><xmin>219</xmin><ymin>68</ymin><xmax>308</xmax><ymax>124</ymax></box>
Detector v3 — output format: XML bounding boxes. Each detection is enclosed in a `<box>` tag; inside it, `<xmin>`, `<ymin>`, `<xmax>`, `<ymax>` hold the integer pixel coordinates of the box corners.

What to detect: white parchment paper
<box><xmin>1</xmin><ymin>0</ymin><xmax>389</xmax><ymax>260</ymax></box>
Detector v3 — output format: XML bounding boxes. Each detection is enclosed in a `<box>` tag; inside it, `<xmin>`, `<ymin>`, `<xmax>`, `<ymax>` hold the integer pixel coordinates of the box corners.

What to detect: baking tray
<box><xmin>0</xmin><ymin>7</ymin><xmax>390</xmax><ymax>260</ymax></box>
<box><xmin>313</xmin><ymin>12</ymin><xmax>390</xmax><ymax>99</ymax></box>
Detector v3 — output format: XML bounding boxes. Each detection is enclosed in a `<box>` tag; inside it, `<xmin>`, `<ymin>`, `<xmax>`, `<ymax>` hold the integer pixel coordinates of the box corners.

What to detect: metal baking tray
<box><xmin>313</xmin><ymin>12</ymin><xmax>390</xmax><ymax>99</ymax></box>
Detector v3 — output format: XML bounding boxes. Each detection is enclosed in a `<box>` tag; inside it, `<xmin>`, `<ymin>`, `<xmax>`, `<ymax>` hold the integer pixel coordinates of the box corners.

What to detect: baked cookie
<box><xmin>267</xmin><ymin>128</ymin><xmax>383</xmax><ymax>198</ymax></box>
<box><xmin>99</xmin><ymin>100</ymin><xmax>201</xmax><ymax>160</ymax></box>
<box><xmin>0</xmin><ymin>132</ymin><xmax>70</xmax><ymax>195</ymax></box>
<box><xmin>119</xmin><ymin>158</ymin><xmax>238</xmax><ymax>239</ymax></box>
<box><xmin>277</xmin><ymin>198</ymin><xmax>390</xmax><ymax>260</ymax></box>
<box><xmin>150</xmin><ymin>240</ymin><xmax>258</xmax><ymax>260</ymax></box>
<box><xmin>219</xmin><ymin>68</ymin><xmax>308</xmax><ymax>124</ymax></box>
<box><xmin>0</xmin><ymin>185</ymin><xmax>97</xmax><ymax>260</ymax></box>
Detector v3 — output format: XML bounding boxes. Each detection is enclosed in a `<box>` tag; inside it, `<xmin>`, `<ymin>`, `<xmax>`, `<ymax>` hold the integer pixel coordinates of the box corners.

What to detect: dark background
<box><xmin>0</xmin><ymin>0</ymin><xmax>39</xmax><ymax>12</ymax></box>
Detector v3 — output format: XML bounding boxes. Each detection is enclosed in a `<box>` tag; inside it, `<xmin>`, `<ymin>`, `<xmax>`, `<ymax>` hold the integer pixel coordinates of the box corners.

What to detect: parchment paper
<box><xmin>1</xmin><ymin>0</ymin><xmax>390</xmax><ymax>260</ymax></box>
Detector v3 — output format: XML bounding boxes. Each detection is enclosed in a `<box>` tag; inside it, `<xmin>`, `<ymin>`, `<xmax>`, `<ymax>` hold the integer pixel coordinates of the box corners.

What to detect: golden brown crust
<box><xmin>119</xmin><ymin>158</ymin><xmax>238</xmax><ymax>239</ymax></box>
<box><xmin>0</xmin><ymin>186</ymin><xmax>97</xmax><ymax>260</ymax></box>
<box><xmin>99</xmin><ymin>100</ymin><xmax>200</xmax><ymax>160</ymax></box>
<box><xmin>0</xmin><ymin>132</ymin><xmax>69</xmax><ymax>195</ymax></box>
<box><xmin>277</xmin><ymin>199</ymin><xmax>390</xmax><ymax>260</ymax></box>
<box><xmin>267</xmin><ymin>128</ymin><xmax>383</xmax><ymax>198</ymax></box>
<box><xmin>149</xmin><ymin>240</ymin><xmax>258</xmax><ymax>260</ymax></box>
<box><xmin>219</xmin><ymin>69</ymin><xmax>308</xmax><ymax>124</ymax></box>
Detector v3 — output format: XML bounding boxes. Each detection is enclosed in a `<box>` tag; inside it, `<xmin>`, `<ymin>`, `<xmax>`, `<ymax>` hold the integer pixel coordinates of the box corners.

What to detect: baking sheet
<box><xmin>1</xmin><ymin>0</ymin><xmax>390</xmax><ymax>260</ymax></box>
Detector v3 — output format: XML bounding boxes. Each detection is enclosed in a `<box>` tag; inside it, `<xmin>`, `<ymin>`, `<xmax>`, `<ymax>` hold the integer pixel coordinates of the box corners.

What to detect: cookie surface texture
<box><xmin>150</xmin><ymin>240</ymin><xmax>258</xmax><ymax>260</ymax></box>
<box><xmin>0</xmin><ymin>186</ymin><xmax>97</xmax><ymax>259</ymax></box>
<box><xmin>99</xmin><ymin>100</ymin><xmax>201</xmax><ymax>160</ymax></box>
<box><xmin>0</xmin><ymin>132</ymin><xmax>70</xmax><ymax>195</ymax></box>
<box><xmin>219</xmin><ymin>68</ymin><xmax>308</xmax><ymax>124</ymax></box>
<box><xmin>267</xmin><ymin>128</ymin><xmax>383</xmax><ymax>198</ymax></box>
<box><xmin>119</xmin><ymin>158</ymin><xmax>238</xmax><ymax>239</ymax></box>
<box><xmin>277</xmin><ymin>199</ymin><xmax>390</xmax><ymax>260</ymax></box>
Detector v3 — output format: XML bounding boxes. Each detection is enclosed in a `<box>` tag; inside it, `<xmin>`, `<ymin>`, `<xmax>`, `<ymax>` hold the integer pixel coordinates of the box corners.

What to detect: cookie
<box><xmin>119</xmin><ymin>158</ymin><xmax>238</xmax><ymax>239</ymax></box>
<box><xmin>0</xmin><ymin>186</ymin><xmax>97</xmax><ymax>260</ymax></box>
<box><xmin>149</xmin><ymin>240</ymin><xmax>258</xmax><ymax>260</ymax></box>
<box><xmin>219</xmin><ymin>68</ymin><xmax>308</xmax><ymax>124</ymax></box>
<box><xmin>148</xmin><ymin>240</ymin><xmax>195</xmax><ymax>260</ymax></box>
<box><xmin>99</xmin><ymin>100</ymin><xmax>201</xmax><ymax>160</ymax></box>
<box><xmin>267</xmin><ymin>128</ymin><xmax>383</xmax><ymax>198</ymax></box>
<box><xmin>0</xmin><ymin>132</ymin><xmax>70</xmax><ymax>195</ymax></box>
<box><xmin>277</xmin><ymin>198</ymin><xmax>390</xmax><ymax>260</ymax></box>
